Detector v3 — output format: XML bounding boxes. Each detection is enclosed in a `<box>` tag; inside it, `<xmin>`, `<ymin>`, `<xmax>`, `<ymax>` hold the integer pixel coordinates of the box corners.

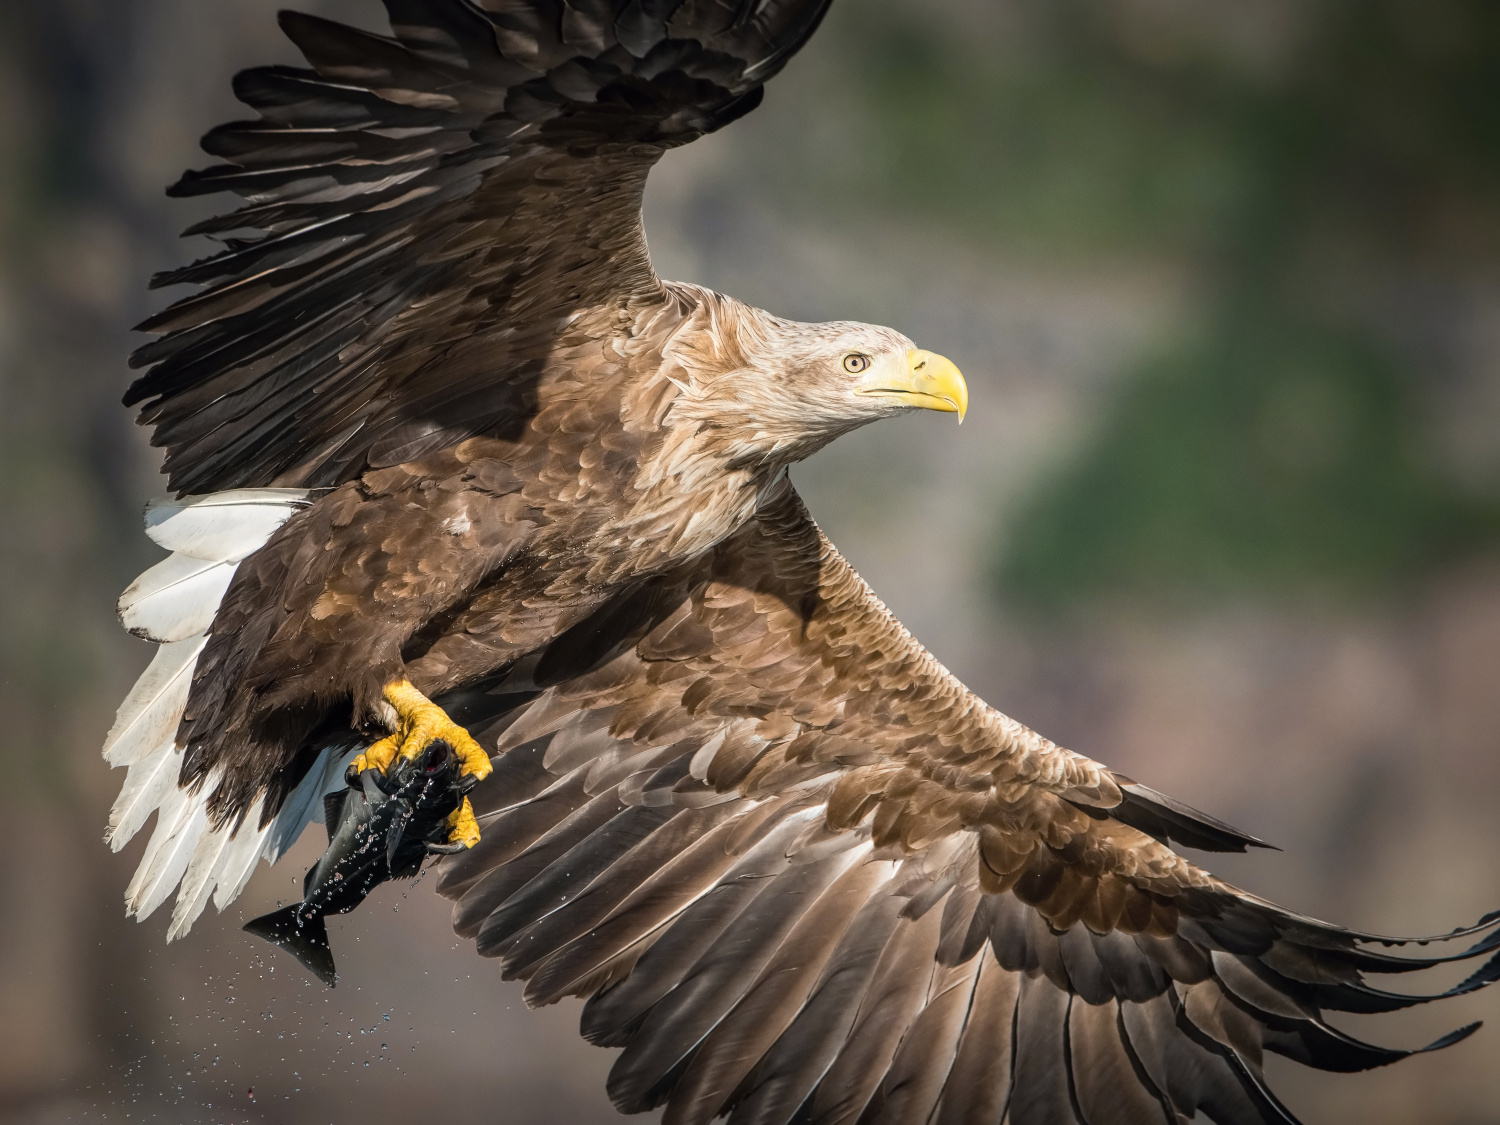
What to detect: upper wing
<box><xmin>433</xmin><ymin>480</ymin><xmax>1500</xmax><ymax>1125</ymax></box>
<box><xmin>126</xmin><ymin>0</ymin><xmax>833</xmax><ymax>495</ymax></box>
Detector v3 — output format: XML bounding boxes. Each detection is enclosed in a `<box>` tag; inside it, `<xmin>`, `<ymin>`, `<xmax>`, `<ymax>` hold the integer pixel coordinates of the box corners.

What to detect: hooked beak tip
<box><xmin>908</xmin><ymin>349</ymin><xmax>968</xmax><ymax>423</ymax></box>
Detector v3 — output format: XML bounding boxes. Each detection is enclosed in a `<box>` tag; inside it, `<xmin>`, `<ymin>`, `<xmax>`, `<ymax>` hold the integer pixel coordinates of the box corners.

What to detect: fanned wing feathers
<box><xmin>126</xmin><ymin>0</ymin><xmax>834</xmax><ymax>496</ymax></box>
<box><xmin>432</xmin><ymin>483</ymin><xmax>1500</xmax><ymax>1125</ymax></box>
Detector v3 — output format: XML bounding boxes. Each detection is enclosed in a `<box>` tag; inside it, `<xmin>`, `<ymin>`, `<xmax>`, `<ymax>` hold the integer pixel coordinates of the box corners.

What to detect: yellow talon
<box><xmin>445</xmin><ymin>796</ymin><xmax>481</xmax><ymax>849</ymax></box>
<box><xmin>355</xmin><ymin>679</ymin><xmax>493</xmax><ymax>780</ymax></box>
<box><xmin>350</xmin><ymin>733</ymin><xmax>399</xmax><ymax>776</ymax></box>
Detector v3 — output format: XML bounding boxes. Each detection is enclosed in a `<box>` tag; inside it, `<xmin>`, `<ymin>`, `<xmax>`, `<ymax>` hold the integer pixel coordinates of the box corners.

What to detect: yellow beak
<box><xmin>857</xmin><ymin>349</ymin><xmax>968</xmax><ymax>422</ymax></box>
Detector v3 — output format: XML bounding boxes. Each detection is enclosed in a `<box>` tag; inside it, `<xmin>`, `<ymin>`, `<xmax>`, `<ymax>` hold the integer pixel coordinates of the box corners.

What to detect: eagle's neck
<box><xmin>595</xmin><ymin>419</ymin><xmax>786</xmax><ymax>575</ymax></box>
<box><xmin>578</xmin><ymin>286</ymin><xmax>808</xmax><ymax>574</ymax></box>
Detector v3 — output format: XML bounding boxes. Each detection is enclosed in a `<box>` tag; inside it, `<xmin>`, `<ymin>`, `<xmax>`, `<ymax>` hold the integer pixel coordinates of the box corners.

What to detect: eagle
<box><xmin>103</xmin><ymin>2</ymin><xmax>1499</xmax><ymax>1122</ymax></box>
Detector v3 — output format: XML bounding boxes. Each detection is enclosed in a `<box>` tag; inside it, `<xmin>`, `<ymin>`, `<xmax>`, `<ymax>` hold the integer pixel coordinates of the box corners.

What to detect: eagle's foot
<box><xmin>445</xmin><ymin>796</ymin><xmax>481</xmax><ymax>849</ymax></box>
<box><xmin>350</xmin><ymin>679</ymin><xmax>493</xmax><ymax>782</ymax></box>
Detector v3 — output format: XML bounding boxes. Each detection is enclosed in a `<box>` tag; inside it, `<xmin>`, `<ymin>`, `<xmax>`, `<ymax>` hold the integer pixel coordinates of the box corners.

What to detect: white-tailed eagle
<box><xmin>104</xmin><ymin>2</ymin><xmax>1500</xmax><ymax>1122</ymax></box>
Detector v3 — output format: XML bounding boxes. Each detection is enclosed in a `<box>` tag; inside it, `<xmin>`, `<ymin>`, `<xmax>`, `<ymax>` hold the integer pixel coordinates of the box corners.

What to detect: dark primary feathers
<box><xmin>110</xmin><ymin>3</ymin><xmax>1500</xmax><ymax>1124</ymax></box>
<box><xmin>126</xmin><ymin>0</ymin><xmax>832</xmax><ymax>495</ymax></box>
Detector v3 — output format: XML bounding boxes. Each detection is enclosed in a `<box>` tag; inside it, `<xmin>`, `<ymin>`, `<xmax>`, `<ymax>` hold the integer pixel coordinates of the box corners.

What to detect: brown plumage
<box><xmin>103</xmin><ymin>2</ymin><xmax>1500</xmax><ymax>1122</ymax></box>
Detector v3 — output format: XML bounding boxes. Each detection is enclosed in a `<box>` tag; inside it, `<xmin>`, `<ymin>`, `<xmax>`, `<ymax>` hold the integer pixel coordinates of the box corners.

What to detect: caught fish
<box><xmin>243</xmin><ymin>741</ymin><xmax>475</xmax><ymax>985</ymax></box>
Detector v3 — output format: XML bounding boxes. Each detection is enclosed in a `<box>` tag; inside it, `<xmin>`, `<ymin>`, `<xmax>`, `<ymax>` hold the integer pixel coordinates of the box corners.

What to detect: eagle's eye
<box><xmin>843</xmin><ymin>353</ymin><xmax>872</xmax><ymax>374</ymax></box>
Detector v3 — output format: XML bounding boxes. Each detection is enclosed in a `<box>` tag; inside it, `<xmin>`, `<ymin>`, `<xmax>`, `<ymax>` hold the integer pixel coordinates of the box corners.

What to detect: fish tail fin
<box><xmin>243</xmin><ymin>905</ymin><xmax>336</xmax><ymax>986</ymax></box>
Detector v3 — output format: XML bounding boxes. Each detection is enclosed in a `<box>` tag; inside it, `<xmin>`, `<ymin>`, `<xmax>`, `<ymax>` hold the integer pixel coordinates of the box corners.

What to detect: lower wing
<box><xmin>425</xmin><ymin>482</ymin><xmax>1500</xmax><ymax>1125</ymax></box>
<box><xmin>101</xmin><ymin>482</ymin><xmax>1499</xmax><ymax>1121</ymax></box>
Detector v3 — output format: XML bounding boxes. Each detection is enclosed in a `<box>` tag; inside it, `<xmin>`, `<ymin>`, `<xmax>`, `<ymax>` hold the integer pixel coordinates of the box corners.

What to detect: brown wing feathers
<box><xmin>427</xmin><ymin>484</ymin><xmax>1500</xmax><ymax>1124</ymax></box>
<box><xmin>127</xmin><ymin>0</ymin><xmax>834</xmax><ymax>495</ymax></box>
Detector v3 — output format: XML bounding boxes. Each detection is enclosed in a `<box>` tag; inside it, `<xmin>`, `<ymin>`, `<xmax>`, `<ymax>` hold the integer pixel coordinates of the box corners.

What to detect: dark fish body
<box><xmin>244</xmin><ymin>742</ymin><xmax>472</xmax><ymax>984</ymax></box>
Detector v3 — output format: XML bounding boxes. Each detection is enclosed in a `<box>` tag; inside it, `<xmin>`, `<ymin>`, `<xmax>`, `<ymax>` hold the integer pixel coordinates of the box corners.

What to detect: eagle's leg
<box><xmin>351</xmin><ymin>679</ymin><xmax>493</xmax><ymax>845</ymax></box>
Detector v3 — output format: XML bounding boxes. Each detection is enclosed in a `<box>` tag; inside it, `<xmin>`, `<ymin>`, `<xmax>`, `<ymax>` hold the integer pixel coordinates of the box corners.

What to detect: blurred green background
<box><xmin>1</xmin><ymin>1</ymin><xmax>1498</xmax><ymax>1122</ymax></box>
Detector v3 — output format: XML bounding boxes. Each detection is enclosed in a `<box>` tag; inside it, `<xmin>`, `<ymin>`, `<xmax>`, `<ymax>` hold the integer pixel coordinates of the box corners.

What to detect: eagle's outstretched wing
<box><xmin>434</xmin><ymin>481</ymin><xmax>1500</xmax><ymax>1125</ymax></box>
<box><xmin>111</xmin><ymin>4</ymin><xmax>1500</xmax><ymax>1119</ymax></box>
<box><xmin>126</xmin><ymin>0</ymin><xmax>831</xmax><ymax>495</ymax></box>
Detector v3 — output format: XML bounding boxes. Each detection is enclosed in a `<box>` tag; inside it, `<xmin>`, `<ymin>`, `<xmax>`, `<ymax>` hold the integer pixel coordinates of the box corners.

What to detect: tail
<box><xmin>243</xmin><ymin>905</ymin><xmax>336</xmax><ymax>986</ymax></box>
<box><xmin>104</xmin><ymin>488</ymin><xmax>356</xmax><ymax>940</ymax></box>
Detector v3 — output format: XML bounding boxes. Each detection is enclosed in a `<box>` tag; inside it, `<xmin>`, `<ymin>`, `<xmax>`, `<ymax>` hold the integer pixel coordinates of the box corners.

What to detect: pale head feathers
<box><xmin>658</xmin><ymin>283</ymin><xmax>917</xmax><ymax>467</ymax></box>
<box><xmin>603</xmin><ymin>284</ymin><xmax>920</xmax><ymax>569</ymax></box>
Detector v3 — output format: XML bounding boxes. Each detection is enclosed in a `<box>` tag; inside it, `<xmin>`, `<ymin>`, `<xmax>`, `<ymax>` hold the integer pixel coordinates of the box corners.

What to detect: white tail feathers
<box><xmin>107</xmin><ymin>738</ymin><xmax>187</xmax><ymax>849</ymax></box>
<box><xmin>119</xmin><ymin>554</ymin><xmax>239</xmax><ymax>643</ymax></box>
<box><xmin>105</xmin><ymin>488</ymin><xmax>351</xmax><ymax>939</ymax></box>
<box><xmin>144</xmin><ymin>489</ymin><xmax>315</xmax><ymax>561</ymax></box>
<box><xmin>163</xmin><ymin>742</ymin><xmax>356</xmax><ymax>941</ymax></box>
<box><xmin>125</xmin><ymin>788</ymin><xmax>208</xmax><ymax>921</ymax></box>
<box><xmin>103</xmin><ymin>636</ymin><xmax>205</xmax><ymax>769</ymax></box>
<box><xmin>168</xmin><ymin>792</ymin><xmax>266</xmax><ymax>942</ymax></box>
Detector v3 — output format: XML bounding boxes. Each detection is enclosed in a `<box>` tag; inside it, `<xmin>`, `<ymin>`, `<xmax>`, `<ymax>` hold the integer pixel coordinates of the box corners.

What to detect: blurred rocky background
<box><xmin>1</xmin><ymin>0</ymin><xmax>1498</xmax><ymax>1122</ymax></box>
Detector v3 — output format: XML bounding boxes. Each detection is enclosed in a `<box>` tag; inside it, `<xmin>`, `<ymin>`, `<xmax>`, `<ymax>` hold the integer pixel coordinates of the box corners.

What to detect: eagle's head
<box><xmin>662</xmin><ymin>286</ymin><xmax>968</xmax><ymax>467</ymax></box>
